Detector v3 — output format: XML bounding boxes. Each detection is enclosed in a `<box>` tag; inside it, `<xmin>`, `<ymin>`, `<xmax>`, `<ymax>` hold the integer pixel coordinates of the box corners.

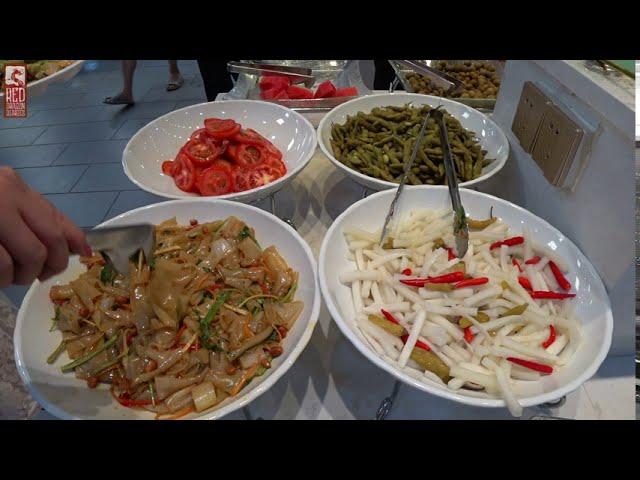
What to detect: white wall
<box><xmin>483</xmin><ymin>60</ymin><xmax>634</xmax><ymax>355</ymax></box>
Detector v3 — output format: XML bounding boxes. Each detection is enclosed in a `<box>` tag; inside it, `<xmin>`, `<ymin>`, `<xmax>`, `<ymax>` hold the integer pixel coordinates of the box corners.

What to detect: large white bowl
<box><xmin>317</xmin><ymin>93</ymin><xmax>509</xmax><ymax>191</ymax></box>
<box><xmin>0</xmin><ymin>61</ymin><xmax>85</xmax><ymax>98</ymax></box>
<box><xmin>14</xmin><ymin>199</ymin><xmax>320</xmax><ymax>420</ymax></box>
<box><xmin>123</xmin><ymin>100</ymin><xmax>317</xmax><ymax>203</ymax></box>
<box><xmin>319</xmin><ymin>187</ymin><xmax>613</xmax><ymax>410</ymax></box>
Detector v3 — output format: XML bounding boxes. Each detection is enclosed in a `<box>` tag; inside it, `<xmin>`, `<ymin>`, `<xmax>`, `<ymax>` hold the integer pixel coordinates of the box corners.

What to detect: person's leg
<box><xmin>167</xmin><ymin>60</ymin><xmax>184</xmax><ymax>91</ymax></box>
<box><xmin>197</xmin><ymin>60</ymin><xmax>233</xmax><ymax>102</ymax></box>
<box><xmin>104</xmin><ymin>60</ymin><xmax>137</xmax><ymax>104</ymax></box>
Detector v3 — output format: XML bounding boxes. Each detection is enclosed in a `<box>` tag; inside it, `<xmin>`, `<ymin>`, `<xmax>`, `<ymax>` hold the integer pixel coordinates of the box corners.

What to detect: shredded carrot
<box><xmin>158</xmin><ymin>406</ymin><xmax>194</xmax><ymax>420</ymax></box>
<box><xmin>230</xmin><ymin>363</ymin><xmax>259</xmax><ymax>396</ymax></box>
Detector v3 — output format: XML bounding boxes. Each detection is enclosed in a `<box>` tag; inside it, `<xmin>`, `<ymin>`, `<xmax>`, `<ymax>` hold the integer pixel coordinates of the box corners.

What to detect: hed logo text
<box><xmin>3</xmin><ymin>65</ymin><xmax>27</xmax><ymax>118</ymax></box>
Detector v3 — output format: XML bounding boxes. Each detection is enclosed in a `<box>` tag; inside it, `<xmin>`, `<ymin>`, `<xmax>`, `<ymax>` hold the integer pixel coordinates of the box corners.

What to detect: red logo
<box><xmin>3</xmin><ymin>64</ymin><xmax>27</xmax><ymax>118</ymax></box>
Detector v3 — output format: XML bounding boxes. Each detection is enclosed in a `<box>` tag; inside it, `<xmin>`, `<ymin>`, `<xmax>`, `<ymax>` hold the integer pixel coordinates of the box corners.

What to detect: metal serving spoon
<box><xmin>85</xmin><ymin>224</ymin><xmax>155</xmax><ymax>274</ymax></box>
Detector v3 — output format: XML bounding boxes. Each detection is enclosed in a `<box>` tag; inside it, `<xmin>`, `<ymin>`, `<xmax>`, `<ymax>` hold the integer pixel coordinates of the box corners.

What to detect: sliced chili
<box><xmin>400</xmin><ymin>271</ymin><xmax>465</xmax><ymax>287</ymax></box>
<box><xmin>380</xmin><ymin>309</ymin><xmax>400</xmax><ymax>325</ymax></box>
<box><xmin>542</xmin><ymin>325</ymin><xmax>557</xmax><ymax>349</ymax></box>
<box><xmin>530</xmin><ymin>291</ymin><xmax>575</xmax><ymax>300</ymax></box>
<box><xmin>525</xmin><ymin>256</ymin><xmax>541</xmax><ymax>265</ymax></box>
<box><xmin>512</xmin><ymin>258</ymin><xmax>523</xmax><ymax>273</ymax></box>
<box><xmin>490</xmin><ymin>236</ymin><xmax>524</xmax><ymax>250</ymax></box>
<box><xmin>401</xmin><ymin>268</ymin><xmax>412</xmax><ymax>276</ymax></box>
<box><xmin>445</xmin><ymin>247</ymin><xmax>456</xmax><ymax>261</ymax></box>
<box><xmin>507</xmin><ymin>357</ymin><xmax>553</xmax><ymax>374</ymax></box>
<box><xmin>454</xmin><ymin>277</ymin><xmax>489</xmax><ymax>289</ymax></box>
<box><xmin>400</xmin><ymin>334</ymin><xmax>431</xmax><ymax>352</ymax></box>
<box><xmin>463</xmin><ymin>326</ymin><xmax>474</xmax><ymax>343</ymax></box>
<box><xmin>548</xmin><ymin>261</ymin><xmax>571</xmax><ymax>291</ymax></box>
<box><xmin>518</xmin><ymin>276</ymin><xmax>533</xmax><ymax>291</ymax></box>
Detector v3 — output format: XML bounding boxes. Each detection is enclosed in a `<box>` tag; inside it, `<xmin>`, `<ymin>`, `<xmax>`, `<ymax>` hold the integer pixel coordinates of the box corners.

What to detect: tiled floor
<box><xmin>0</xmin><ymin>60</ymin><xmax>208</xmax><ymax>306</ymax></box>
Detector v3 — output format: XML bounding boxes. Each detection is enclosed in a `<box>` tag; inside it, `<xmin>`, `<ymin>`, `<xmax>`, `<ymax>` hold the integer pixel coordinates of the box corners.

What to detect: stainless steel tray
<box><xmin>222</xmin><ymin>60</ymin><xmax>371</xmax><ymax>112</ymax></box>
<box><xmin>389</xmin><ymin>60</ymin><xmax>504</xmax><ymax>111</ymax></box>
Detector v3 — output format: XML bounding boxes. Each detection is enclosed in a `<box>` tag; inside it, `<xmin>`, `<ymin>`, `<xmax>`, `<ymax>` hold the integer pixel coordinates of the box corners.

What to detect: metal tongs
<box><xmin>85</xmin><ymin>224</ymin><xmax>155</xmax><ymax>274</ymax></box>
<box><xmin>390</xmin><ymin>60</ymin><xmax>465</xmax><ymax>96</ymax></box>
<box><xmin>227</xmin><ymin>61</ymin><xmax>315</xmax><ymax>88</ymax></box>
<box><xmin>432</xmin><ymin>108</ymin><xmax>469</xmax><ymax>257</ymax></box>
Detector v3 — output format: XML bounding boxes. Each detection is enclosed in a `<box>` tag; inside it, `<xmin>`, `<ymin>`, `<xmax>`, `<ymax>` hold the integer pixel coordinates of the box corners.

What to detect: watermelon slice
<box><xmin>259</xmin><ymin>76</ymin><xmax>291</xmax><ymax>92</ymax></box>
<box><xmin>335</xmin><ymin>86</ymin><xmax>358</xmax><ymax>97</ymax></box>
<box><xmin>274</xmin><ymin>89</ymin><xmax>289</xmax><ymax>100</ymax></box>
<box><xmin>314</xmin><ymin>80</ymin><xmax>337</xmax><ymax>98</ymax></box>
<box><xmin>261</xmin><ymin>88</ymin><xmax>282</xmax><ymax>100</ymax></box>
<box><xmin>286</xmin><ymin>84</ymin><xmax>314</xmax><ymax>99</ymax></box>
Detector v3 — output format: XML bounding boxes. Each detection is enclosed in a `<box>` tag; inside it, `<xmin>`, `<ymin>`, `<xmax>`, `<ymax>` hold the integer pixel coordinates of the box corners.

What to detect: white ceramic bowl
<box><xmin>0</xmin><ymin>61</ymin><xmax>85</xmax><ymax>98</ymax></box>
<box><xmin>317</xmin><ymin>93</ymin><xmax>509</xmax><ymax>191</ymax></box>
<box><xmin>14</xmin><ymin>199</ymin><xmax>320</xmax><ymax>420</ymax></box>
<box><xmin>123</xmin><ymin>100</ymin><xmax>317</xmax><ymax>203</ymax></box>
<box><xmin>319</xmin><ymin>187</ymin><xmax>613</xmax><ymax>409</ymax></box>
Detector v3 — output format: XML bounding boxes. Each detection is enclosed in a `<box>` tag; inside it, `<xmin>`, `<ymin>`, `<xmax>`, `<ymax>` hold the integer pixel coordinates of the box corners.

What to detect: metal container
<box><xmin>389</xmin><ymin>60</ymin><xmax>504</xmax><ymax>111</ymax></box>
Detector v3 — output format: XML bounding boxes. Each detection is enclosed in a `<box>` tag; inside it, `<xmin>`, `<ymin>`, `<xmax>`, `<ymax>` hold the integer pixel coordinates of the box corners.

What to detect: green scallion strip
<box><xmin>61</xmin><ymin>334</ymin><xmax>118</xmax><ymax>373</ymax></box>
<box><xmin>200</xmin><ymin>291</ymin><xmax>230</xmax><ymax>348</ymax></box>
<box><xmin>47</xmin><ymin>340</ymin><xmax>66</xmax><ymax>365</ymax></box>
<box><xmin>238</xmin><ymin>294</ymin><xmax>279</xmax><ymax>308</ymax></box>
<box><xmin>90</xmin><ymin>352</ymin><xmax>125</xmax><ymax>376</ymax></box>
<box><xmin>281</xmin><ymin>283</ymin><xmax>298</xmax><ymax>303</ymax></box>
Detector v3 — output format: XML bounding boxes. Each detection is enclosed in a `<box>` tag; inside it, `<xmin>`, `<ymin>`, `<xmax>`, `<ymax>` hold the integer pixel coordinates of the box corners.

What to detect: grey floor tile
<box><xmin>45</xmin><ymin>191</ymin><xmax>119</xmax><ymax>228</ymax></box>
<box><xmin>28</xmin><ymin>93</ymin><xmax>87</xmax><ymax>111</ymax></box>
<box><xmin>103</xmin><ymin>101</ymin><xmax>176</xmax><ymax>123</ymax></box>
<box><xmin>53</xmin><ymin>140</ymin><xmax>128</xmax><ymax>165</ymax></box>
<box><xmin>0</xmin><ymin>144</ymin><xmax>67</xmax><ymax>168</ymax></box>
<box><xmin>0</xmin><ymin>116</ymin><xmax>27</xmax><ymax>130</ymax></box>
<box><xmin>104</xmin><ymin>190</ymin><xmax>166</xmax><ymax>220</ymax></box>
<box><xmin>111</xmin><ymin>118</ymin><xmax>153</xmax><ymax>140</ymax></box>
<box><xmin>141</xmin><ymin>85</ymin><xmax>206</xmax><ymax>102</ymax></box>
<box><xmin>1</xmin><ymin>284</ymin><xmax>30</xmax><ymax>308</ymax></box>
<box><xmin>72</xmin><ymin>163</ymin><xmax>137</xmax><ymax>192</ymax></box>
<box><xmin>34</xmin><ymin>122</ymin><xmax>120</xmax><ymax>144</ymax></box>
<box><xmin>0</xmin><ymin>127</ymin><xmax>46</xmax><ymax>147</ymax></box>
<box><xmin>17</xmin><ymin>165</ymin><xmax>88</xmax><ymax>194</ymax></box>
<box><xmin>21</xmin><ymin>105</ymin><xmax>113</xmax><ymax>127</ymax></box>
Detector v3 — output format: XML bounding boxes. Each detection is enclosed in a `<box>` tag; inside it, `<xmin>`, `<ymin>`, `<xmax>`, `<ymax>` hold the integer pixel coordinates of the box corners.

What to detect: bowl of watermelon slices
<box><xmin>122</xmin><ymin>99</ymin><xmax>317</xmax><ymax>203</ymax></box>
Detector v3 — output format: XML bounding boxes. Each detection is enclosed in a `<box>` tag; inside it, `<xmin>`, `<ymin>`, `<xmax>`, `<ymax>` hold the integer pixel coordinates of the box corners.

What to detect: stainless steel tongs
<box><xmin>390</xmin><ymin>60</ymin><xmax>465</xmax><ymax>96</ymax></box>
<box><xmin>85</xmin><ymin>224</ymin><xmax>155</xmax><ymax>274</ymax></box>
<box><xmin>227</xmin><ymin>61</ymin><xmax>315</xmax><ymax>88</ymax></box>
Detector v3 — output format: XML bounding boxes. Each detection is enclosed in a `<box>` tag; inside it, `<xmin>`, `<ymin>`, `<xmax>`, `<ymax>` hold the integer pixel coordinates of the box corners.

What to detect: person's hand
<box><xmin>0</xmin><ymin>166</ymin><xmax>91</xmax><ymax>288</ymax></box>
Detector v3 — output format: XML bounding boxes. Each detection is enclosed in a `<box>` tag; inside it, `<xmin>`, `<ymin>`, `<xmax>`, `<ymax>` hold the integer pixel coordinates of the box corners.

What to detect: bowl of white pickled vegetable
<box><xmin>319</xmin><ymin>186</ymin><xmax>613</xmax><ymax>416</ymax></box>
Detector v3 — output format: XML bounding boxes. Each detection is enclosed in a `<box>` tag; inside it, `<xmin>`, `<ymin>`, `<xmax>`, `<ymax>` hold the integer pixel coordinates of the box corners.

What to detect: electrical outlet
<box><xmin>530</xmin><ymin>103</ymin><xmax>584</xmax><ymax>186</ymax></box>
<box><xmin>511</xmin><ymin>81</ymin><xmax>551</xmax><ymax>153</ymax></box>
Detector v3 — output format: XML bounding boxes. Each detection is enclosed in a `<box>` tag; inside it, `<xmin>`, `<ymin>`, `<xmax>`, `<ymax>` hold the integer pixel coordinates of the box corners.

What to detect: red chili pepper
<box><xmin>507</xmin><ymin>357</ymin><xmax>553</xmax><ymax>374</ymax></box>
<box><xmin>463</xmin><ymin>326</ymin><xmax>474</xmax><ymax>343</ymax></box>
<box><xmin>530</xmin><ymin>291</ymin><xmax>575</xmax><ymax>300</ymax></box>
<box><xmin>176</xmin><ymin>342</ymin><xmax>201</xmax><ymax>351</ymax></box>
<box><xmin>401</xmin><ymin>268</ymin><xmax>412</xmax><ymax>276</ymax></box>
<box><xmin>445</xmin><ymin>247</ymin><xmax>456</xmax><ymax>261</ymax></box>
<box><xmin>512</xmin><ymin>258</ymin><xmax>523</xmax><ymax>273</ymax></box>
<box><xmin>525</xmin><ymin>256</ymin><xmax>541</xmax><ymax>265</ymax></box>
<box><xmin>490</xmin><ymin>236</ymin><xmax>524</xmax><ymax>250</ymax></box>
<box><xmin>380</xmin><ymin>309</ymin><xmax>400</xmax><ymax>325</ymax></box>
<box><xmin>548</xmin><ymin>261</ymin><xmax>571</xmax><ymax>291</ymax></box>
<box><xmin>399</xmin><ymin>271</ymin><xmax>465</xmax><ymax>287</ymax></box>
<box><xmin>542</xmin><ymin>325</ymin><xmax>557</xmax><ymax>349</ymax></box>
<box><xmin>400</xmin><ymin>334</ymin><xmax>431</xmax><ymax>352</ymax></box>
<box><xmin>258</xmin><ymin>282</ymin><xmax>269</xmax><ymax>294</ymax></box>
<box><xmin>125</xmin><ymin>327</ymin><xmax>138</xmax><ymax>346</ymax></box>
<box><xmin>518</xmin><ymin>276</ymin><xmax>533</xmax><ymax>291</ymax></box>
<box><xmin>454</xmin><ymin>277</ymin><xmax>489</xmax><ymax>289</ymax></box>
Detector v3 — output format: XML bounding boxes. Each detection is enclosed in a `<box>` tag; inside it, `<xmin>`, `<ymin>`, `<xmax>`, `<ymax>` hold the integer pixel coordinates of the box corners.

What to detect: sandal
<box><xmin>166</xmin><ymin>75</ymin><xmax>184</xmax><ymax>92</ymax></box>
<box><xmin>103</xmin><ymin>94</ymin><xmax>134</xmax><ymax>105</ymax></box>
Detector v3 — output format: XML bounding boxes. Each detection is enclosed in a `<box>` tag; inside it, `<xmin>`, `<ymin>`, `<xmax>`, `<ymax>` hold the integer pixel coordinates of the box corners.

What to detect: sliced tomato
<box><xmin>265</xmin><ymin>156</ymin><xmax>287</xmax><ymax>176</ymax></box>
<box><xmin>260</xmin><ymin>141</ymin><xmax>282</xmax><ymax>160</ymax></box>
<box><xmin>204</xmin><ymin>118</ymin><xmax>241</xmax><ymax>139</ymax></box>
<box><xmin>334</xmin><ymin>86</ymin><xmax>358</xmax><ymax>97</ymax></box>
<box><xmin>183</xmin><ymin>139</ymin><xmax>226</xmax><ymax>167</ymax></box>
<box><xmin>314</xmin><ymin>80</ymin><xmax>337</xmax><ymax>98</ymax></box>
<box><xmin>286</xmin><ymin>85</ymin><xmax>314</xmax><ymax>99</ymax></box>
<box><xmin>226</xmin><ymin>143</ymin><xmax>238</xmax><ymax>163</ymax></box>
<box><xmin>232</xmin><ymin>128</ymin><xmax>267</xmax><ymax>147</ymax></box>
<box><xmin>211</xmin><ymin>158</ymin><xmax>233</xmax><ymax>171</ymax></box>
<box><xmin>190</xmin><ymin>128</ymin><xmax>209</xmax><ymax>142</ymax></box>
<box><xmin>235</xmin><ymin>144</ymin><xmax>265</xmax><ymax>168</ymax></box>
<box><xmin>173</xmin><ymin>153</ymin><xmax>197</xmax><ymax>192</ymax></box>
<box><xmin>162</xmin><ymin>160</ymin><xmax>176</xmax><ymax>176</ymax></box>
<box><xmin>196</xmin><ymin>167</ymin><xmax>234</xmax><ymax>196</ymax></box>
<box><xmin>250</xmin><ymin>164</ymin><xmax>280</xmax><ymax>186</ymax></box>
<box><xmin>259</xmin><ymin>76</ymin><xmax>290</xmax><ymax>92</ymax></box>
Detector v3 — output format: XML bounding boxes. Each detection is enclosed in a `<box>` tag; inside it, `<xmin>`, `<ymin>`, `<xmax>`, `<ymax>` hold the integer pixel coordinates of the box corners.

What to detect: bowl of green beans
<box><xmin>317</xmin><ymin>93</ymin><xmax>509</xmax><ymax>191</ymax></box>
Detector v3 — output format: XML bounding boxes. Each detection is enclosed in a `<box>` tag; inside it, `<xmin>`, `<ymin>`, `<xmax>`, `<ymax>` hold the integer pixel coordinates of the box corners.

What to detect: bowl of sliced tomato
<box><xmin>123</xmin><ymin>100</ymin><xmax>317</xmax><ymax>203</ymax></box>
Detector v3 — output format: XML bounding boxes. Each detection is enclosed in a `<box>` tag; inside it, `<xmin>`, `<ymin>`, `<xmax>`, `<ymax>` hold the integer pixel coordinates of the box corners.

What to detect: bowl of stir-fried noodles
<box><xmin>14</xmin><ymin>199</ymin><xmax>320</xmax><ymax>419</ymax></box>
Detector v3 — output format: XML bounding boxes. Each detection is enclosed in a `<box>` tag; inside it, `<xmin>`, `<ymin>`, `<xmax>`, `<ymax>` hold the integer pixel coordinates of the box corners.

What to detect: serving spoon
<box><xmin>85</xmin><ymin>224</ymin><xmax>155</xmax><ymax>274</ymax></box>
